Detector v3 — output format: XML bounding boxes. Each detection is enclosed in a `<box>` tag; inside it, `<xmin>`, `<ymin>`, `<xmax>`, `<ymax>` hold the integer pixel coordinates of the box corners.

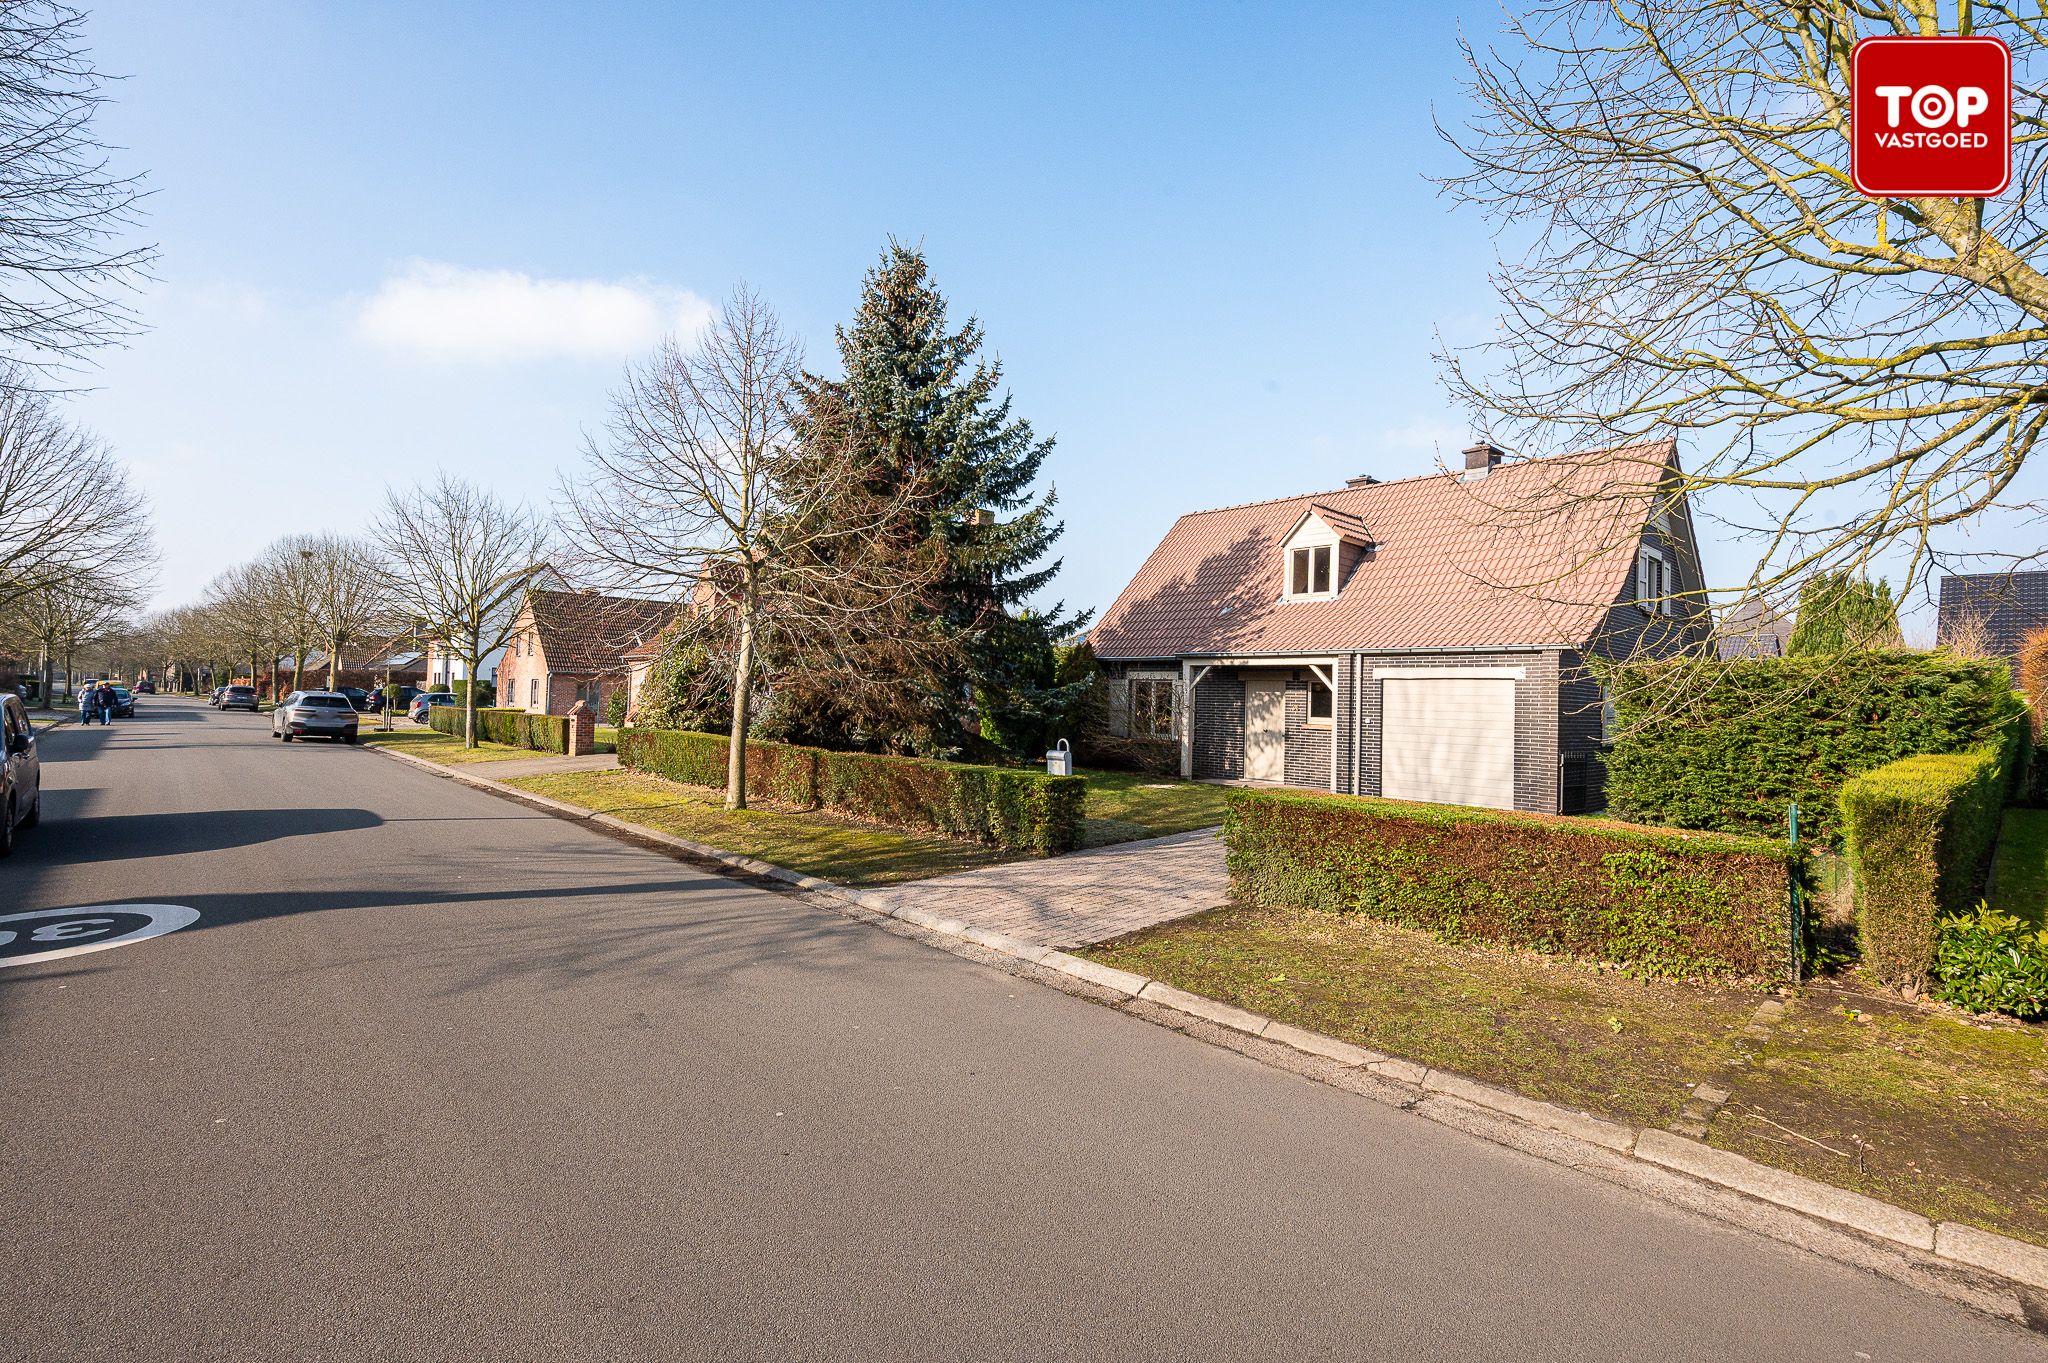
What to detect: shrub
<box><xmin>1840</xmin><ymin>736</ymin><xmax>2016</xmax><ymax>988</ymax></box>
<box><xmin>1931</xmin><ymin>906</ymin><xmax>2048</xmax><ymax>1020</ymax></box>
<box><xmin>1606</xmin><ymin>650</ymin><xmax>2023</xmax><ymax>841</ymax></box>
<box><xmin>1225</xmin><ymin>788</ymin><xmax>1803</xmax><ymax>980</ymax></box>
<box><xmin>452</xmin><ymin>678</ymin><xmax>495</xmax><ymax>708</ymax></box>
<box><xmin>617</xmin><ymin>727</ymin><xmax>1085</xmax><ymax>854</ymax></box>
<box><xmin>429</xmin><ymin>703</ymin><xmax>568</xmax><ymax>753</ymax></box>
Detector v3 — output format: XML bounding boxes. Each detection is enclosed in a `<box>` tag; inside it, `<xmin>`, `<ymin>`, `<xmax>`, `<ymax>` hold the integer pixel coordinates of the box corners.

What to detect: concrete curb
<box><xmin>363</xmin><ymin>741</ymin><xmax>2048</xmax><ymax>1315</ymax></box>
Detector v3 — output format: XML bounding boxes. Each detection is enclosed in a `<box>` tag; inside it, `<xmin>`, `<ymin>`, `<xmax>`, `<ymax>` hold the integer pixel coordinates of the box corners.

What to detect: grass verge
<box><xmin>1083</xmin><ymin>900</ymin><xmax>2048</xmax><ymax>1247</ymax></box>
<box><xmin>501</xmin><ymin>768</ymin><xmax>1023</xmax><ymax>887</ymax></box>
<box><xmin>358</xmin><ymin>728</ymin><xmax>540</xmax><ymax>764</ymax></box>
<box><xmin>1078</xmin><ymin>768</ymin><xmax>1229</xmax><ymax>847</ymax></box>
<box><xmin>1706</xmin><ymin>987</ymin><xmax>2048</xmax><ymax>1247</ymax></box>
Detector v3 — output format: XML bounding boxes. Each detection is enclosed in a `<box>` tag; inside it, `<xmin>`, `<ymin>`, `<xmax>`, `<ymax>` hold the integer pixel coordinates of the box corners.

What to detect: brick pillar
<box><xmin>567</xmin><ymin>700</ymin><xmax>595</xmax><ymax>757</ymax></box>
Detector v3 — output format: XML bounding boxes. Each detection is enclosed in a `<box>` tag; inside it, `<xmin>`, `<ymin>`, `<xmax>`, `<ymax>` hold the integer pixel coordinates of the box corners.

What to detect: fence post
<box><xmin>1787</xmin><ymin>800</ymin><xmax>1803</xmax><ymax>983</ymax></box>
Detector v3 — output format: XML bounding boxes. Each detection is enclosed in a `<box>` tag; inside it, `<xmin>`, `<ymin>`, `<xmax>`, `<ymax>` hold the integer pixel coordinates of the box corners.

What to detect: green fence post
<box><xmin>1788</xmin><ymin>801</ymin><xmax>1803</xmax><ymax>982</ymax></box>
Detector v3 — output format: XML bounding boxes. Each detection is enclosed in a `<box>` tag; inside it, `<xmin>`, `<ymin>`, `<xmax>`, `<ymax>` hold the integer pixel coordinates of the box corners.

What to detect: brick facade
<box><xmin>1191</xmin><ymin>671</ymin><xmax>1245</xmax><ymax>780</ymax></box>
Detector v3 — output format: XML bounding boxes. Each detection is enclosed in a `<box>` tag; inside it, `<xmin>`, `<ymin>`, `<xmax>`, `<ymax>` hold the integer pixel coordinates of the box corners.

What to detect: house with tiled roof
<box><xmin>1089</xmin><ymin>440</ymin><xmax>1708</xmax><ymax>814</ymax></box>
<box><xmin>497</xmin><ymin>588</ymin><xmax>678</xmax><ymax>718</ymax></box>
<box><xmin>1936</xmin><ymin>571</ymin><xmax>2048</xmax><ymax>661</ymax></box>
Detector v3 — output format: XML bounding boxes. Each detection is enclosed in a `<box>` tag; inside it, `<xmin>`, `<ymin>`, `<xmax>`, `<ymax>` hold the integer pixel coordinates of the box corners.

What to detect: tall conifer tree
<box><xmin>775</xmin><ymin>242</ymin><xmax>1083</xmax><ymax>756</ymax></box>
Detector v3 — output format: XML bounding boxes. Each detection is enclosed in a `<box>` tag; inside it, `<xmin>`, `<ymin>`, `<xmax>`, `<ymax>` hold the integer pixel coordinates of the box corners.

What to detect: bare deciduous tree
<box><xmin>373</xmin><ymin>474</ymin><xmax>550</xmax><ymax>747</ymax></box>
<box><xmin>0</xmin><ymin>381</ymin><xmax>149</xmax><ymax>597</ymax></box>
<box><xmin>306</xmin><ymin>533</ymin><xmax>385</xmax><ymax>691</ymax></box>
<box><xmin>563</xmin><ymin>287</ymin><xmax>936</xmax><ymax>809</ymax></box>
<box><xmin>1441</xmin><ymin>0</ymin><xmax>2048</xmax><ymax>623</ymax></box>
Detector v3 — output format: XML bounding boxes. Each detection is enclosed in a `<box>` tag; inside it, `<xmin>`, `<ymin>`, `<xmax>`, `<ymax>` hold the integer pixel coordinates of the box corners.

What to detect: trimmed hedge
<box><xmin>429</xmin><ymin>704</ymin><xmax>569</xmax><ymax>754</ymax></box>
<box><xmin>1606</xmin><ymin>651</ymin><xmax>2023</xmax><ymax>842</ymax></box>
<box><xmin>1225</xmin><ymin>787</ymin><xmax>1803</xmax><ymax>980</ymax></box>
<box><xmin>1841</xmin><ymin>735</ymin><xmax>2016</xmax><ymax>989</ymax></box>
<box><xmin>617</xmin><ymin>727</ymin><xmax>1085</xmax><ymax>854</ymax></box>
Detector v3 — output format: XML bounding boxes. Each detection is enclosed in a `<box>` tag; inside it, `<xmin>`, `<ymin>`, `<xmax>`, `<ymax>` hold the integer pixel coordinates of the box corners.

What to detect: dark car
<box><xmin>1</xmin><ymin>693</ymin><xmax>42</xmax><ymax>856</ymax></box>
<box><xmin>134</xmin><ymin>680</ymin><xmax>156</xmax><ymax>695</ymax></box>
<box><xmin>219</xmin><ymin>685</ymin><xmax>259</xmax><ymax>713</ymax></box>
<box><xmin>337</xmin><ymin>686</ymin><xmax>371</xmax><ymax>711</ymax></box>
<box><xmin>110</xmin><ymin>685</ymin><xmax>135</xmax><ymax>718</ymax></box>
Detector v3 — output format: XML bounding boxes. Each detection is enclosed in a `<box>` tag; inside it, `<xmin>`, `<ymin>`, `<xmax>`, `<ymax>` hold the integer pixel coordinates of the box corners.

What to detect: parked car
<box><xmin>408</xmin><ymin>691</ymin><xmax>457</xmax><ymax>724</ymax></box>
<box><xmin>109</xmin><ymin>685</ymin><xmax>135</xmax><ymax>719</ymax></box>
<box><xmin>134</xmin><ymin>680</ymin><xmax>156</xmax><ymax>695</ymax></box>
<box><xmin>218</xmin><ymin>685</ymin><xmax>259</xmax><ymax>712</ymax></box>
<box><xmin>208</xmin><ymin>686</ymin><xmax>228</xmax><ymax>706</ymax></box>
<box><xmin>337</xmin><ymin>686</ymin><xmax>371</xmax><ymax>711</ymax></box>
<box><xmin>272</xmin><ymin>691</ymin><xmax>360</xmax><ymax>743</ymax></box>
<box><xmin>1</xmin><ymin>693</ymin><xmax>41</xmax><ymax>857</ymax></box>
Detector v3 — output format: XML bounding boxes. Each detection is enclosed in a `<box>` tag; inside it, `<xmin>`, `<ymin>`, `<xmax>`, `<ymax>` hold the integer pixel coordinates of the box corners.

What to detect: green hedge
<box><xmin>429</xmin><ymin>704</ymin><xmax>569</xmax><ymax>754</ymax></box>
<box><xmin>1606</xmin><ymin>651</ymin><xmax>2022</xmax><ymax>842</ymax></box>
<box><xmin>1225</xmin><ymin>788</ymin><xmax>1803</xmax><ymax>980</ymax></box>
<box><xmin>616</xmin><ymin>727</ymin><xmax>1085</xmax><ymax>854</ymax></box>
<box><xmin>1841</xmin><ymin>733</ymin><xmax>2017</xmax><ymax>989</ymax></box>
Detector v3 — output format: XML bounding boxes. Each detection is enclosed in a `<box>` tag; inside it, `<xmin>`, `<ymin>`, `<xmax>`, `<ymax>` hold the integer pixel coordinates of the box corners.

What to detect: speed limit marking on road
<box><xmin>0</xmin><ymin>904</ymin><xmax>201</xmax><ymax>968</ymax></box>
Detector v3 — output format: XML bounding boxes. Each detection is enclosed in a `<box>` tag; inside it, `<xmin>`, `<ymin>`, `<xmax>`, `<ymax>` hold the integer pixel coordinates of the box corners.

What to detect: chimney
<box><xmin>1461</xmin><ymin>439</ymin><xmax>1507</xmax><ymax>479</ymax></box>
<box><xmin>1344</xmin><ymin>474</ymin><xmax>1380</xmax><ymax>488</ymax></box>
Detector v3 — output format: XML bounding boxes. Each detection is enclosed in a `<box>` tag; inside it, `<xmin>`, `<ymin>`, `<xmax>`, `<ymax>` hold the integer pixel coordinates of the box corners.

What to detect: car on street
<box><xmin>134</xmin><ymin>680</ymin><xmax>155</xmax><ymax>695</ymax></box>
<box><xmin>110</xmin><ymin>686</ymin><xmax>135</xmax><ymax>718</ymax></box>
<box><xmin>408</xmin><ymin>691</ymin><xmax>457</xmax><ymax>724</ymax></box>
<box><xmin>337</xmin><ymin>686</ymin><xmax>371</xmax><ymax>711</ymax></box>
<box><xmin>272</xmin><ymin>691</ymin><xmax>360</xmax><ymax>743</ymax></box>
<box><xmin>218</xmin><ymin>685</ymin><xmax>259</xmax><ymax>712</ymax></box>
<box><xmin>0</xmin><ymin>693</ymin><xmax>42</xmax><ymax>856</ymax></box>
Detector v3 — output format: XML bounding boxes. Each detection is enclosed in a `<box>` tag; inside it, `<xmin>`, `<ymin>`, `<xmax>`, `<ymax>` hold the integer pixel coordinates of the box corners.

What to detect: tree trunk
<box><xmin>292</xmin><ymin>646</ymin><xmax>304</xmax><ymax>695</ymax></box>
<box><xmin>38</xmin><ymin>646</ymin><xmax>53</xmax><ymax>711</ymax></box>
<box><xmin>326</xmin><ymin>635</ymin><xmax>339</xmax><ymax>691</ymax></box>
<box><xmin>463</xmin><ymin>652</ymin><xmax>480</xmax><ymax>747</ymax></box>
<box><xmin>724</xmin><ymin>599</ymin><xmax>757</xmax><ymax>812</ymax></box>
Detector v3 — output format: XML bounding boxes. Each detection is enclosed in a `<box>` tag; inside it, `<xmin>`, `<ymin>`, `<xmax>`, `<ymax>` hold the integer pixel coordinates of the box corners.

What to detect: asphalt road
<box><xmin>1</xmin><ymin>697</ymin><xmax>2037</xmax><ymax>1361</ymax></box>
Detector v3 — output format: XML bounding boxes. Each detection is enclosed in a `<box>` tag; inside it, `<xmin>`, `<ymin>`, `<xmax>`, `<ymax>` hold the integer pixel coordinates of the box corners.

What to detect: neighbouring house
<box><xmin>423</xmin><ymin>640</ymin><xmax>508</xmax><ymax>694</ymax></box>
<box><xmin>1716</xmin><ymin>599</ymin><xmax>1795</xmax><ymax>660</ymax></box>
<box><xmin>1088</xmin><ymin>439</ymin><xmax>1708</xmax><ymax>814</ymax></box>
<box><xmin>1936</xmin><ymin>571</ymin><xmax>2048</xmax><ymax>662</ymax></box>
<box><xmin>497</xmin><ymin>588</ymin><xmax>678</xmax><ymax>717</ymax></box>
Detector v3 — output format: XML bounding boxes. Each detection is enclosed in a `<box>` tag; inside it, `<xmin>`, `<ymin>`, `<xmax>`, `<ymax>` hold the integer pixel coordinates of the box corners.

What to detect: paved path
<box><xmin>871</xmin><ymin>827</ymin><xmax>1230</xmax><ymax>947</ymax></box>
<box><xmin>471</xmin><ymin>751</ymin><xmax>620</xmax><ymax>780</ymax></box>
<box><xmin>2</xmin><ymin>698</ymin><xmax>2039</xmax><ymax>1361</ymax></box>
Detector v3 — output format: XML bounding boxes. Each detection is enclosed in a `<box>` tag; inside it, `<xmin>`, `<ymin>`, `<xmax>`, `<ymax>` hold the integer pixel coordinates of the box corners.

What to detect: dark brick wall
<box><xmin>1282</xmin><ymin>678</ymin><xmax>1332</xmax><ymax>788</ymax></box>
<box><xmin>1352</xmin><ymin>649</ymin><xmax>1562</xmax><ymax>814</ymax></box>
<box><xmin>1192</xmin><ymin>669</ymin><xmax>1244</xmax><ymax>780</ymax></box>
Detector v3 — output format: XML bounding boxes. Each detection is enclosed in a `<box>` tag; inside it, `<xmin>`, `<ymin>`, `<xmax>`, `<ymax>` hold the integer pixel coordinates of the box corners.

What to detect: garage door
<box><xmin>1381</xmin><ymin>675</ymin><xmax>1515</xmax><ymax>810</ymax></box>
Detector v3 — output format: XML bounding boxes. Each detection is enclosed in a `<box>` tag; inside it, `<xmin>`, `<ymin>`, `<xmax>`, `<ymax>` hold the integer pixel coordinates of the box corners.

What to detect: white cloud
<box><xmin>354</xmin><ymin>260</ymin><xmax>711</xmax><ymax>362</ymax></box>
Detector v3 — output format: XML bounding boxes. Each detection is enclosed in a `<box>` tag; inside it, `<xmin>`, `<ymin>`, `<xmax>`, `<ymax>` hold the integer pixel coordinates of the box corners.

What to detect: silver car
<box><xmin>272</xmin><ymin>690</ymin><xmax>360</xmax><ymax>743</ymax></box>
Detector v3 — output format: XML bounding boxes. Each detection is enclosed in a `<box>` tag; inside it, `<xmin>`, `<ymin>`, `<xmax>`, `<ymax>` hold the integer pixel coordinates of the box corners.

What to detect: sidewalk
<box><xmin>471</xmin><ymin>753</ymin><xmax>620</xmax><ymax>780</ymax></box>
<box><xmin>861</xmin><ymin>827</ymin><xmax>1229</xmax><ymax>948</ymax></box>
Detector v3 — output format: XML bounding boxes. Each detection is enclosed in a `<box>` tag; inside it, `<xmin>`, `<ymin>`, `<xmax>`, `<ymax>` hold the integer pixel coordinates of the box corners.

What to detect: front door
<box><xmin>1244</xmin><ymin>674</ymin><xmax>1287</xmax><ymax>782</ymax></box>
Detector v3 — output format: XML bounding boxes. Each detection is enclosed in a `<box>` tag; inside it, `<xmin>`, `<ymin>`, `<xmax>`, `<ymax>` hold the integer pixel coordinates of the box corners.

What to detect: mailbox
<box><xmin>1045</xmin><ymin>738</ymin><xmax>1073</xmax><ymax>777</ymax></box>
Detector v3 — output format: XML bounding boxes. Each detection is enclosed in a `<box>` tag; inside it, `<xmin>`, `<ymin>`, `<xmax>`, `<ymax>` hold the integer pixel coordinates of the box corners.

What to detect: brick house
<box><xmin>497</xmin><ymin>589</ymin><xmax>678</xmax><ymax>718</ymax></box>
<box><xmin>1088</xmin><ymin>440</ymin><xmax>1708</xmax><ymax>814</ymax></box>
<box><xmin>1936</xmin><ymin>571</ymin><xmax>2048</xmax><ymax>662</ymax></box>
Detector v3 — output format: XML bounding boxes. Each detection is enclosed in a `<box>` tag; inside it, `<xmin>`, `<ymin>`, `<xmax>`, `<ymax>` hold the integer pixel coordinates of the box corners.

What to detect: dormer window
<box><xmin>1290</xmin><ymin>544</ymin><xmax>1333</xmax><ymax>598</ymax></box>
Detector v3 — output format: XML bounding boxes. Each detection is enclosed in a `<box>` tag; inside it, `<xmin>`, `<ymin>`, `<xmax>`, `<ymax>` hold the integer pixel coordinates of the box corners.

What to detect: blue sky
<box><xmin>70</xmin><ymin>0</ymin><xmax>1515</xmax><ymax>623</ymax></box>
<box><xmin>90</xmin><ymin>1</ymin><xmax>1994</xmax><ymax>635</ymax></box>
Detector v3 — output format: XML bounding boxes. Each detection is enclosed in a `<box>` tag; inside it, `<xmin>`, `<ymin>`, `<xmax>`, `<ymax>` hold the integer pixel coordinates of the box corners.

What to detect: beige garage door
<box><xmin>1381</xmin><ymin>675</ymin><xmax>1515</xmax><ymax>810</ymax></box>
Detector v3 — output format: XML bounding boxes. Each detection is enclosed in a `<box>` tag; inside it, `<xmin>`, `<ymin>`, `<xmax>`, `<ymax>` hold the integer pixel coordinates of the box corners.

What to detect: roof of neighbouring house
<box><xmin>1715</xmin><ymin>599</ymin><xmax>1795</xmax><ymax>660</ymax></box>
<box><xmin>525</xmin><ymin>589</ymin><xmax>679</xmax><ymax>674</ymax></box>
<box><xmin>1936</xmin><ymin>571</ymin><xmax>2048</xmax><ymax>659</ymax></box>
<box><xmin>1089</xmin><ymin>440</ymin><xmax>1678</xmax><ymax>659</ymax></box>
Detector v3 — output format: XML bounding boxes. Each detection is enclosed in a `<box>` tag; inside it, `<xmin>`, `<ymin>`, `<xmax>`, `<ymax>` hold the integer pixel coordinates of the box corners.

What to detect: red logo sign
<box><xmin>1852</xmin><ymin>36</ymin><xmax>2010</xmax><ymax>197</ymax></box>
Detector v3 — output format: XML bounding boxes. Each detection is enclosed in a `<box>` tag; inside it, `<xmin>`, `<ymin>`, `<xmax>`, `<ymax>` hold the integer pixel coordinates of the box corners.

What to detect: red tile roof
<box><xmin>1301</xmin><ymin>503</ymin><xmax>1374</xmax><ymax>546</ymax></box>
<box><xmin>1090</xmin><ymin>441</ymin><xmax>1675</xmax><ymax>659</ymax></box>
<box><xmin>528</xmin><ymin>589</ymin><xmax>678</xmax><ymax>675</ymax></box>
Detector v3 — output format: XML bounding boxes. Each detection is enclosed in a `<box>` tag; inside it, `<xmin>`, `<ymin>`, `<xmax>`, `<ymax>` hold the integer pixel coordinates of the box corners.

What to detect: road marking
<box><xmin>0</xmin><ymin>904</ymin><xmax>201</xmax><ymax>967</ymax></box>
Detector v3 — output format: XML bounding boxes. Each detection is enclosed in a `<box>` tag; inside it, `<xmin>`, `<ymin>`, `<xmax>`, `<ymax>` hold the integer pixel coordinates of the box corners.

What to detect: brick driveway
<box><xmin>867</xmin><ymin>827</ymin><xmax>1229</xmax><ymax>948</ymax></box>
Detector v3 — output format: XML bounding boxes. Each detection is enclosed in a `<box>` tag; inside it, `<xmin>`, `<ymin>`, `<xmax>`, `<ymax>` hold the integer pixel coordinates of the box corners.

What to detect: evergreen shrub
<box><xmin>1932</xmin><ymin>907</ymin><xmax>2048</xmax><ymax>1020</ymax></box>
<box><xmin>1606</xmin><ymin>651</ymin><xmax>2023</xmax><ymax>841</ymax></box>
<box><xmin>617</xmin><ymin>727</ymin><xmax>1083</xmax><ymax>854</ymax></box>
<box><xmin>429</xmin><ymin>703</ymin><xmax>569</xmax><ymax>753</ymax></box>
<box><xmin>1841</xmin><ymin>735</ymin><xmax>2018</xmax><ymax>988</ymax></box>
<box><xmin>1225</xmin><ymin>788</ymin><xmax>1804</xmax><ymax>980</ymax></box>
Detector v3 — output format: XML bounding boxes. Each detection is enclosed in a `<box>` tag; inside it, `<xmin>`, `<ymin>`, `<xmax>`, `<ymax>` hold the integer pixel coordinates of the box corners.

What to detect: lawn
<box><xmin>1078</xmin><ymin>768</ymin><xmax>1230</xmax><ymax>847</ymax></box>
<box><xmin>1992</xmin><ymin>807</ymin><xmax>2048</xmax><ymax>928</ymax></box>
<box><xmin>501</xmin><ymin>768</ymin><xmax>1021</xmax><ymax>887</ymax></box>
<box><xmin>358</xmin><ymin>728</ymin><xmax>541</xmax><ymax>764</ymax></box>
<box><xmin>1084</xmin><ymin>901</ymin><xmax>2048</xmax><ymax>1247</ymax></box>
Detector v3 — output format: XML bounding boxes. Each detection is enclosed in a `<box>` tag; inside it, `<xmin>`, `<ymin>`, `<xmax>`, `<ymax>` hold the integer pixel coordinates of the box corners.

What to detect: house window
<box><xmin>1130</xmin><ymin>679</ymin><xmax>1175</xmax><ymax>738</ymax></box>
<box><xmin>1600</xmin><ymin>685</ymin><xmax>1618</xmax><ymax>743</ymax></box>
<box><xmin>1637</xmin><ymin>548</ymin><xmax>1671</xmax><ymax>615</ymax></box>
<box><xmin>529</xmin><ymin>677</ymin><xmax>538</xmax><ymax>708</ymax></box>
<box><xmin>575</xmin><ymin>679</ymin><xmax>602</xmax><ymax>710</ymax></box>
<box><xmin>1307</xmin><ymin>679</ymin><xmax>1333</xmax><ymax>723</ymax></box>
<box><xmin>1288</xmin><ymin>544</ymin><xmax>1334</xmax><ymax>598</ymax></box>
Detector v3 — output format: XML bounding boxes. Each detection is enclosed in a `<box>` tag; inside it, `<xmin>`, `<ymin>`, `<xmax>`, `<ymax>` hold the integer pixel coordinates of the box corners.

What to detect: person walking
<box><xmin>77</xmin><ymin>685</ymin><xmax>95</xmax><ymax>724</ymax></box>
<box><xmin>94</xmin><ymin>682</ymin><xmax>116</xmax><ymax>726</ymax></box>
